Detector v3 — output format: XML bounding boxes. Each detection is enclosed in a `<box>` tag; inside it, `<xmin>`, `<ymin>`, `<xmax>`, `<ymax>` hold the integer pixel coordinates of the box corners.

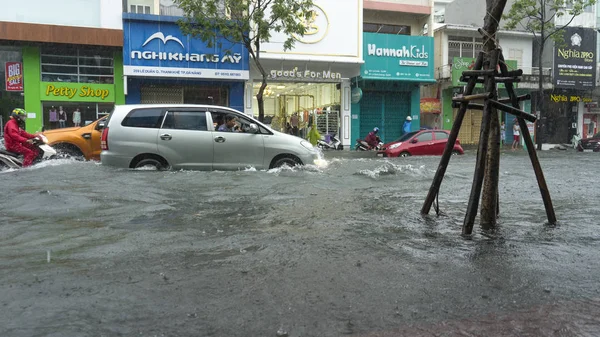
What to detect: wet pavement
<box><xmin>1</xmin><ymin>149</ymin><xmax>599</xmax><ymax>337</ymax></box>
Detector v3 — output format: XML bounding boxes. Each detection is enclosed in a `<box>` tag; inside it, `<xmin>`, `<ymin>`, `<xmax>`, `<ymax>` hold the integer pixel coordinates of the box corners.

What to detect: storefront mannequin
<box><xmin>58</xmin><ymin>106</ymin><xmax>67</xmax><ymax>128</ymax></box>
<box><xmin>49</xmin><ymin>106</ymin><xmax>58</xmax><ymax>128</ymax></box>
<box><xmin>72</xmin><ymin>108</ymin><xmax>81</xmax><ymax>127</ymax></box>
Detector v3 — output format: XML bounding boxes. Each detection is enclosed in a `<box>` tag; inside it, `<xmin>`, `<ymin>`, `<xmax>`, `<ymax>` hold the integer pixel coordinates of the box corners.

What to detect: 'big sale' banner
<box><xmin>5</xmin><ymin>62</ymin><xmax>23</xmax><ymax>92</ymax></box>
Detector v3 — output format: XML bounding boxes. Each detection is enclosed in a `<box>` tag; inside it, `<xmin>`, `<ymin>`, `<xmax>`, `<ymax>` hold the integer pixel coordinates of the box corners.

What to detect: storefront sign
<box><xmin>123</xmin><ymin>19</ymin><xmax>250</xmax><ymax>80</ymax></box>
<box><xmin>452</xmin><ymin>57</ymin><xmax>517</xmax><ymax>87</ymax></box>
<box><xmin>40</xmin><ymin>82</ymin><xmax>115</xmax><ymax>102</ymax></box>
<box><xmin>361</xmin><ymin>33</ymin><xmax>434</xmax><ymax>82</ymax></box>
<box><xmin>5</xmin><ymin>62</ymin><xmax>23</xmax><ymax>92</ymax></box>
<box><xmin>268</xmin><ymin>68</ymin><xmax>342</xmax><ymax>81</ymax></box>
<box><xmin>420</xmin><ymin>98</ymin><xmax>441</xmax><ymax>114</ymax></box>
<box><xmin>550</xmin><ymin>94</ymin><xmax>592</xmax><ymax>103</ymax></box>
<box><xmin>554</xmin><ymin>27</ymin><xmax>597</xmax><ymax>88</ymax></box>
<box><xmin>261</xmin><ymin>0</ymin><xmax>360</xmax><ymax>60</ymax></box>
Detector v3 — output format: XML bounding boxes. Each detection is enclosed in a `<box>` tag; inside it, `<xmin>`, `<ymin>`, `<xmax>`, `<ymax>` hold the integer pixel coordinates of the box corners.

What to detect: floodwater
<box><xmin>1</xmin><ymin>149</ymin><xmax>599</xmax><ymax>337</ymax></box>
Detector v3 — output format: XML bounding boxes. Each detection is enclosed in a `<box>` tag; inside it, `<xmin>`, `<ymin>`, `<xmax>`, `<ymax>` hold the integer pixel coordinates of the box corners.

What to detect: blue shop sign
<box><xmin>361</xmin><ymin>33</ymin><xmax>434</xmax><ymax>82</ymax></box>
<box><xmin>123</xmin><ymin>19</ymin><xmax>249</xmax><ymax>80</ymax></box>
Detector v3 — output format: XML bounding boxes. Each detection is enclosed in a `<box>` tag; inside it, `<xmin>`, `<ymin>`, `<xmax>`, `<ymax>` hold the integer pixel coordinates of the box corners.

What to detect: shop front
<box><xmin>351</xmin><ymin>32</ymin><xmax>435</xmax><ymax>144</ymax></box>
<box><xmin>21</xmin><ymin>45</ymin><xmax>124</xmax><ymax>133</ymax></box>
<box><xmin>441</xmin><ymin>56</ymin><xmax>522</xmax><ymax>145</ymax></box>
<box><xmin>122</xmin><ymin>15</ymin><xmax>249</xmax><ymax>112</ymax></box>
<box><xmin>250</xmin><ymin>63</ymin><xmax>354</xmax><ymax>140</ymax></box>
<box><xmin>249</xmin><ymin>0</ymin><xmax>363</xmax><ymax>148</ymax></box>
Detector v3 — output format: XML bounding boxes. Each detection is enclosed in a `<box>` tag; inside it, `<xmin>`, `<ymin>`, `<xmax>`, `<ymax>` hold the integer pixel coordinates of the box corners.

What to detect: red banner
<box><xmin>5</xmin><ymin>62</ymin><xmax>23</xmax><ymax>92</ymax></box>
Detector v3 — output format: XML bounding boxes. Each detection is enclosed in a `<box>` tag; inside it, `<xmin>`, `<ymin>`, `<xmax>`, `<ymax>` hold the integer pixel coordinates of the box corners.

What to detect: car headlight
<box><xmin>300</xmin><ymin>140</ymin><xmax>316</xmax><ymax>151</ymax></box>
<box><xmin>389</xmin><ymin>143</ymin><xmax>402</xmax><ymax>149</ymax></box>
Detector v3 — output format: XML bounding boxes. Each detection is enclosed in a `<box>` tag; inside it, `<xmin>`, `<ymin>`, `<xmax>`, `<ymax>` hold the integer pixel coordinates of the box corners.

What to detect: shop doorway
<box><xmin>140</xmin><ymin>84</ymin><xmax>229</xmax><ymax>105</ymax></box>
<box><xmin>252</xmin><ymin>82</ymin><xmax>341</xmax><ymax>138</ymax></box>
<box><xmin>583</xmin><ymin>114</ymin><xmax>598</xmax><ymax>139</ymax></box>
<box><xmin>359</xmin><ymin>92</ymin><xmax>410</xmax><ymax>143</ymax></box>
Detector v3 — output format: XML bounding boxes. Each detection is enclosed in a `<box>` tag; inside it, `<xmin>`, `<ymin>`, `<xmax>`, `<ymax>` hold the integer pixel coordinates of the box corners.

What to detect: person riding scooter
<box><xmin>3</xmin><ymin>108</ymin><xmax>39</xmax><ymax>167</ymax></box>
<box><xmin>365</xmin><ymin>127</ymin><xmax>381</xmax><ymax>149</ymax></box>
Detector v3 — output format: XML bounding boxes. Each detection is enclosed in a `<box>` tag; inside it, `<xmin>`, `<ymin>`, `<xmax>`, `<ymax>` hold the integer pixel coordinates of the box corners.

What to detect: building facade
<box><xmin>349</xmin><ymin>0</ymin><xmax>435</xmax><ymax>144</ymax></box>
<box><xmin>0</xmin><ymin>0</ymin><xmax>124</xmax><ymax>134</ymax></box>
<box><xmin>247</xmin><ymin>0</ymin><xmax>363</xmax><ymax>148</ymax></box>
<box><xmin>122</xmin><ymin>14</ymin><xmax>249</xmax><ymax>112</ymax></box>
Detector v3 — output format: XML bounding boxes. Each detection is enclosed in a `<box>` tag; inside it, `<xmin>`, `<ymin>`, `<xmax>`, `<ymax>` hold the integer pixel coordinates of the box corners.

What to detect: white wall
<box><xmin>556</xmin><ymin>11</ymin><xmax>596</xmax><ymax>29</ymax></box>
<box><xmin>260</xmin><ymin>0</ymin><xmax>362</xmax><ymax>63</ymax></box>
<box><xmin>0</xmin><ymin>0</ymin><xmax>122</xmax><ymax>30</ymax></box>
<box><xmin>498</xmin><ymin>35</ymin><xmax>533</xmax><ymax>74</ymax></box>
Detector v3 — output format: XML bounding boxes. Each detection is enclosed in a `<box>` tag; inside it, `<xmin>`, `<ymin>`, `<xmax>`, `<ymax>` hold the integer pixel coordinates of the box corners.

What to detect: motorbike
<box><xmin>354</xmin><ymin>138</ymin><xmax>383</xmax><ymax>151</ymax></box>
<box><xmin>317</xmin><ymin>134</ymin><xmax>343</xmax><ymax>150</ymax></box>
<box><xmin>0</xmin><ymin>135</ymin><xmax>57</xmax><ymax>169</ymax></box>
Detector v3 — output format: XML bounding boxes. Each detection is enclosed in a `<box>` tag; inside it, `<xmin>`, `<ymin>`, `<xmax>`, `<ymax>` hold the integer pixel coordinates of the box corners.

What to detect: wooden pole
<box><xmin>421</xmin><ymin>52</ymin><xmax>485</xmax><ymax>215</ymax></box>
<box><xmin>462</xmin><ymin>49</ymin><xmax>500</xmax><ymax>235</ymax></box>
<box><xmin>498</xmin><ymin>53</ymin><xmax>557</xmax><ymax>225</ymax></box>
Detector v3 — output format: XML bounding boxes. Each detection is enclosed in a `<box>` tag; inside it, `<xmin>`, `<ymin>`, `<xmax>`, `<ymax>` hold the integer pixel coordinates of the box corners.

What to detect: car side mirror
<box><xmin>247</xmin><ymin>123</ymin><xmax>259</xmax><ymax>134</ymax></box>
<box><xmin>410</xmin><ymin>138</ymin><xmax>418</xmax><ymax>144</ymax></box>
<box><xmin>97</xmin><ymin>120</ymin><xmax>107</xmax><ymax>130</ymax></box>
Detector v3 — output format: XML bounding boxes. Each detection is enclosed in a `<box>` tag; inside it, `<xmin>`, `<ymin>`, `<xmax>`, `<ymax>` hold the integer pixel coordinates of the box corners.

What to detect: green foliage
<box><xmin>174</xmin><ymin>0</ymin><xmax>314</xmax><ymax>58</ymax></box>
<box><xmin>503</xmin><ymin>0</ymin><xmax>597</xmax><ymax>43</ymax></box>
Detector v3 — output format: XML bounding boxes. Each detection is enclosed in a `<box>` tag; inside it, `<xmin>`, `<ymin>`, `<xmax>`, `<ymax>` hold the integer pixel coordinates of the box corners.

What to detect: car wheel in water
<box><xmin>399</xmin><ymin>151</ymin><xmax>411</xmax><ymax>157</ymax></box>
<box><xmin>273</xmin><ymin>156</ymin><xmax>300</xmax><ymax>168</ymax></box>
<box><xmin>55</xmin><ymin>145</ymin><xmax>84</xmax><ymax>160</ymax></box>
<box><xmin>135</xmin><ymin>158</ymin><xmax>166</xmax><ymax>170</ymax></box>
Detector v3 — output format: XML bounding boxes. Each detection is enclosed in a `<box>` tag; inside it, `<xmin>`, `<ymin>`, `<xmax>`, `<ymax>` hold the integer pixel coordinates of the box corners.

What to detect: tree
<box><xmin>504</xmin><ymin>0</ymin><xmax>596</xmax><ymax>150</ymax></box>
<box><xmin>174</xmin><ymin>0</ymin><xmax>314</xmax><ymax>122</ymax></box>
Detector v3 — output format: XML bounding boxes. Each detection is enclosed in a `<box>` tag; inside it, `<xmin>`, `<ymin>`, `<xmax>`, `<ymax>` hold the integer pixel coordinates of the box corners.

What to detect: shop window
<box><xmin>42</xmin><ymin>103</ymin><xmax>114</xmax><ymax>131</ymax></box>
<box><xmin>41</xmin><ymin>47</ymin><xmax>114</xmax><ymax>84</ymax></box>
<box><xmin>364</xmin><ymin>23</ymin><xmax>411</xmax><ymax>35</ymax></box>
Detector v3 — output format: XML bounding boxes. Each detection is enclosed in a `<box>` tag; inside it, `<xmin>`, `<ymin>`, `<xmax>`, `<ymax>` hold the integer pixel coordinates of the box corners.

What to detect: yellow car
<box><xmin>43</xmin><ymin>116</ymin><xmax>107</xmax><ymax>161</ymax></box>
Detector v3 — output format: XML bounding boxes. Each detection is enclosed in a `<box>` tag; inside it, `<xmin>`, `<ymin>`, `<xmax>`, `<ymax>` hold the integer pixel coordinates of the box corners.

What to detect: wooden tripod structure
<box><xmin>420</xmin><ymin>0</ymin><xmax>557</xmax><ymax>235</ymax></box>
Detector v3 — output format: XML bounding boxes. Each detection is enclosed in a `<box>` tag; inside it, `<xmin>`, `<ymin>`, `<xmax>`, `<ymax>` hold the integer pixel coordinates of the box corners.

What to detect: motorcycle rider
<box><xmin>365</xmin><ymin>127</ymin><xmax>381</xmax><ymax>149</ymax></box>
<box><xmin>3</xmin><ymin>108</ymin><xmax>39</xmax><ymax>167</ymax></box>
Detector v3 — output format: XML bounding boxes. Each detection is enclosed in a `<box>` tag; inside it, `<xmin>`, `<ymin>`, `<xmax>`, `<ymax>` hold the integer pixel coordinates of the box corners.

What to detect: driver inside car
<box><xmin>217</xmin><ymin>114</ymin><xmax>242</xmax><ymax>132</ymax></box>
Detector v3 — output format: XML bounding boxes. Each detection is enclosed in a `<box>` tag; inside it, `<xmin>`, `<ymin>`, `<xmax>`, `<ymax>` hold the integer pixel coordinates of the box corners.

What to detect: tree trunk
<box><xmin>250</xmin><ymin>51</ymin><xmax>268</xmax><ymax>123</ymax></box>
<box><xmin>480</xmin><ymin>0</ymin><xmax>507</xmax><ymax>229</ymax></box>
<box><xmin>256</xmin><ymin>77</ymin><xmax>267</xmax><ymax>122</ymax></box>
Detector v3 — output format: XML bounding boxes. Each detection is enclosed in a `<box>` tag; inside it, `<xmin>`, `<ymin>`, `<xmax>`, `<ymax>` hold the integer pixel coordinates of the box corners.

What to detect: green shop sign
<box><xmin>361</xmin><ymin>33</ymin><xmax>435</xmax><ymax>82</ymax></box>
<box><xmin>40</xmin><ymin>82</ymin><xmax>115</xmax><ymax>102</ymax></box>
<box><xmin>451</xmin><ymin>57</ymin><xmax>518</xmax><ymax>88</ymax></box>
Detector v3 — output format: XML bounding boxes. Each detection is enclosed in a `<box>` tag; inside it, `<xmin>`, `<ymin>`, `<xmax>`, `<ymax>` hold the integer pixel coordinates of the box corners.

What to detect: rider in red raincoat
<box><xmin>3</xmin><ymin>108</ymin><xmax>39</xmax><ymax>167</ymax></box>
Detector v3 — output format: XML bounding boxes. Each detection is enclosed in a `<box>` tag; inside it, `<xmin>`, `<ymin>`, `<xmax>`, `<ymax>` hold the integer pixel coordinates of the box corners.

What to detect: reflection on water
<box><xmin>0</xmin><ymin>150</ymin><xmax>599</xmax><ymax>336</ymax></box>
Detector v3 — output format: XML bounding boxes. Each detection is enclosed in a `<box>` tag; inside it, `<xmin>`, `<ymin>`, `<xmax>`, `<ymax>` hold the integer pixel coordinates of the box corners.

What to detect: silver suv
<box><xmin>100</xmin><ymin>104</ymin><xmax>319</xmax><ymax>170</ymax></box>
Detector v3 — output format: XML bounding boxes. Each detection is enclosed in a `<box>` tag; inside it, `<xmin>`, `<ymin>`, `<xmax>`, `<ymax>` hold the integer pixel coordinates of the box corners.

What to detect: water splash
<box><xmin>356</xmin><ymin>161</ymin><xmax>429</xmax><ymax>179</ymax></box>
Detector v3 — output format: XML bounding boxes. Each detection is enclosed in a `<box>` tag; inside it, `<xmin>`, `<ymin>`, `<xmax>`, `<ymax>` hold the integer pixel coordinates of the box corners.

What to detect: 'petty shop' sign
<box><xmin>5</xmin><ymin>62</ymin><xmax>23</xmax><ymax>92</ymax></box>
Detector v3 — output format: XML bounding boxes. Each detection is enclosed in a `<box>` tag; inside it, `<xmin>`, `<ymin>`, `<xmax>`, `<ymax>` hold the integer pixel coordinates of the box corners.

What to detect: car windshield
<box><xmin>393</xmin><ymin>131</ymin><xmax>419</xmax><ymax>142</ymax></box>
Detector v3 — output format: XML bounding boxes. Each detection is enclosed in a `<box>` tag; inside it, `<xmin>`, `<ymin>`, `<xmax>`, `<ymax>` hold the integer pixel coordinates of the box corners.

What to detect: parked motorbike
<box><xmin>0</xmin><ymin>135</ymin><xmax>57</xmax><ymax>169</ymax></box>
<box><xmin>317</xmin><ymin>134</ymin><xmax>343</xmax><ymax>150</ymax></box>
<box><xmin>354</xmin><ymin>138</ymin><xmax>383</xmax><ymax>151</ymax></box>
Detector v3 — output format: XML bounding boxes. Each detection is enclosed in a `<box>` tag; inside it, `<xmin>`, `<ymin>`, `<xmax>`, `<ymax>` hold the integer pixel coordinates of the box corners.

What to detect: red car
<box><xmin>377</xmin><ymin>130</ymin><xmax>464</xmax><ymax>157</ymax></box>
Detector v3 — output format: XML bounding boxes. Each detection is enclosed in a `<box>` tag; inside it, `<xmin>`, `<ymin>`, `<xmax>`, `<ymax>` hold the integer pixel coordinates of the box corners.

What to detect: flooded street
<box><xmin>1</xmin><ymin>149</ymin><xmax>599</xmax><ymax>337</ymax></box>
